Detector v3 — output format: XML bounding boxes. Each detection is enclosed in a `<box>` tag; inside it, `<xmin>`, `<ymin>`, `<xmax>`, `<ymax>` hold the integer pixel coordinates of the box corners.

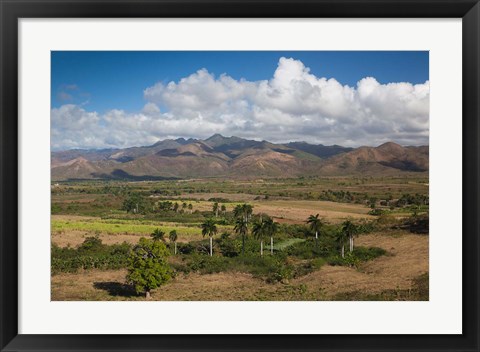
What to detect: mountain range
<box><xmin>51</xmin><ymin>134</ymin><xmax>429</xmax><ymax>181</ymax></box>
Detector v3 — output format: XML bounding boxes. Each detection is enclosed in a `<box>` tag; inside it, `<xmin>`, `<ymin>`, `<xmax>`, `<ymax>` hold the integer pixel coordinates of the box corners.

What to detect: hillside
<box><xmin>51</xmin><ymin>135</ymin><xmax>429</xmax><ymax>180</ymax></box>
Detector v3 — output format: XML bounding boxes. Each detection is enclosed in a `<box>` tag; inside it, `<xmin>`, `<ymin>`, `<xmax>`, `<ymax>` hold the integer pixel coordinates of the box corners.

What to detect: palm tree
<box><xmin>212</xmin><ymin>202</ymin><xmax>219</xmax><ymax>217</ymax></box>
<box><xmin>234</xmin><ymin>217</ymin><xmax>249</xmax><ymax>255</ymax></box>
<box><xmin>243</xmin><ymin>204</ymin><xmax>253</xmax><ymax>223</ymax></box>
<box><xmin>173</xmin><ymin>202</ymin><xmax>179</xmax><ymax>213</ymax></box>
<box><xmin>342</xmin><ymin>220</ymin><xmax>358</xmax><ymax>253</ymax></box>
<box><xmin>220</xmin><ymin>204</ymin><xmax>226</xmax><ymax>215</ymax></box>
<box><xmin>252</xmin><ymin>219</ymin><xmax>267</xmax><ymax>256</ymax></box>
<box><xmin>151</xmin><ymin>228</ymin><xmax>165</xmax><ymax>242</ymax></box>
<box><xmin>188</xmin><ymin>203</ymin><xmax>193</xmax><ymax>214</ymax></box>
<box><xmin>201</xmin><ymin>218</ymin><xmax>217</xmax><ymax>256</ymax></box>
<box><xmin>264</xmin><ymin>217</ymin><xmax>278</xmax><ymax>255</ymax></box>
<box><xmin>233</xmin><ymin>204</ymin><xmax>243</xmax><ymax>219</ymax></box>
<box><xmin>169</xmin><ymin>230</ymin><xmax>178</xmax><ymax>255</ymax></box>
<box><xmin>234</xmin><ymin>203</ymin><xmax>254</xmax><ymax>223</ymax></box>
<box><xmin>182</xmin><ymin>202</ymin><xmax>187</xmax><ymax>211</ymax></box>
<box><xmin>335</xmin><ymin>229</ymin><xmax>348</xmax><ymax>258</ymax></box>
<box><xmin>306</xmin><ymin>214</ymin><xmax>324</xmax><ymax>247</ymax></box>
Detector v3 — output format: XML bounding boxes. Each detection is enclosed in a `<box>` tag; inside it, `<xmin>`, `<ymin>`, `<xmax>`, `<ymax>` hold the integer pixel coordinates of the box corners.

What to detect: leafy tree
<box><xmin>169</xmin><ymin>230</ymin><xmax>178</xmax><ymax>255</ymax></box>
<box><xmin>220</xmin><ymin>204</ymin><xmax>226</xmax><ymax>215</ymax></box>
<box><xmin>188</xmin><ymin>203</ymin><xmax>193</xmax><ymax>214</ymax></box>
<box><xmin>173</xmin><ymin>202</ymin><xmax>179</xmax><ymax>213</ymax></box>
<box><xmin>156</xmin><ymin>201</ymin><xmax>173</xmax><ymax>212</ymax></box>
<box><xmin>151</xmin><ymin>228</ymin><xmax>165</xmax><ymax>242</ymax></box>
<box><xmin>306</xmin><ymin>214</ymin><xmax>324</xmax><ymax>247</ymax></box>
<box><xmin>182</xmin><ymin>202</ymin><xmax>187</xmax><ymax>211</ymax></box>
<box><xmin>122</xmin><ymin>193</ymin><xmax>145</xmax><ymax>214</ymax></box>
<box><xmin>234</xmin><ymin>217</ymin><xmax>249</xmax><ymax>255</ymax></box>
<box><xmin>212</xmin><ymin>202</ymin><xmax>219</xmax><ymax>217</ymax></box>
<box><xmin>78</xmin><ymin>235</ymin><xmax>104</xmax><ymax>253</ymax></box>
<box><xmin>126</xmin><ymin>237</ymin><xmax>172</xmax><ymax>298</ymax></box>
<box><xmin>201</xmin><ymin>218</ymin><xmax>217</xmax><ymax>256</ymax></box>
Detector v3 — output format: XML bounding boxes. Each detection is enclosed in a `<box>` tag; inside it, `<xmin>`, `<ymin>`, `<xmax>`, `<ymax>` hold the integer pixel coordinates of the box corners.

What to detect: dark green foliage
<box><xmin>318</xmin><ymin>189</ymin><xmax>356</xmax><ymax>203</ymax></box>
<box><xmin>51</xmin><ymin>239</ymin><xmax>131</xmax><ymax>274</ymax></box>
<box><xmin>51</xmin><ymin>203</ymin><xmax>62</xmax><ymax>214</ymax></box>
<box><xmin>217</xmin><ymin>235</ymin><xmax>241</xmax><ymax>257</ymax></box>
<box><xmin>291</xmin><ymin>257</ymin><xmax>326</xmax><ymax>277</ymax></box>
<box><xmin>395</xmin><ymin>193</ymin><xmax>429</xmax><ymax>207</ymax></box>
<box><xmin>126</xmin><ymin>238</ymin><xmax>172</xmax><ymax>295</ymax></box>
<box><xmin>208</xmin><ymin>197</ymin><xmax>229</xmax><ymax>203</ymax></box>
<box><xmin>327</xmin><ymin>246</ymin><xmax>386</xmax><ymax>268</ymax></box>
<box><xmin>352</xmin><ymin>246</ymin><xmax>387</xmax><ymax>261</ymax></box>
<box><xmin>368</xmin><ymin>208</ymin><xmax>385</xmax><ymax>216</ymax></box>
<box><xmin>122</xmin><ymin>192</ymin><xmax>146</xmax><ymax>213</ymax></box>
<box><xmin>285</xmin><ymin>239</ymin><xmax>331</xmax><ymax>259</ymax></box>
<box><xmin>151</xmin><ymin>228</ymin><xmax>166</xmax><ymax>242</ymax></box>
<box><xmin>172</xmin><ymin>253</ymin><xmax>294</xmax><ymax>283</ymax></box>
<box><xmin>404</xmin><ymin>214</ymin><xmax>429</xmax><ymax>234</ymax></box>
<box><xmin>176</xmin><ymin>242</ymin><xmax>195</xmax><ymax>254</ymax></box>
<box><xmin>78</xmin><ymin>235</ymin><xmax>104</xmax><ymax>253</ymax></box>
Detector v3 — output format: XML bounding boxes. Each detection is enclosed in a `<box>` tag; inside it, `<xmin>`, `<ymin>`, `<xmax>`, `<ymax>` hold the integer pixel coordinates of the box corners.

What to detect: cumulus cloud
<box><xmin>51</xmin><ymin>57</ymin><xmax>429</xmax><ymax>150</ymax></box>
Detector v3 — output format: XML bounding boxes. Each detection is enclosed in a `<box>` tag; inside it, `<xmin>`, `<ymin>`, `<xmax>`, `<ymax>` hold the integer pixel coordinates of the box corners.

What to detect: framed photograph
<box><xmin>1</xmin><ymin>0</ymin><xmax>478</xmax><ymax>351</ymax></box>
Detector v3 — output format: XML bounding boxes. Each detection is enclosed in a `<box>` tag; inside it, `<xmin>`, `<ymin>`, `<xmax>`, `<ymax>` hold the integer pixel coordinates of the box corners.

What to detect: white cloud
<box><xmin>51</xmin><ymin>57</ymin><xmax>429</xmax><ymax>150</ymax></box>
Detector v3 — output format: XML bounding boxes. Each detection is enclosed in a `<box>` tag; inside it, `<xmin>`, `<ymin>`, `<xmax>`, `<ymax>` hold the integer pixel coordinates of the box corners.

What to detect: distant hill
<box><xmin>51</xmin><ymin>135</ymin><xmax>429</xmax><ymax>180</ymax></box>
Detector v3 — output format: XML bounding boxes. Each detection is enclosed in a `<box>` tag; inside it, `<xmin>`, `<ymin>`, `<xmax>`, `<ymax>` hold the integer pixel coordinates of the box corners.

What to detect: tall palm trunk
<box><xmin>270</xmin><ymin>237</ymin><xmax>274</xmax><ymax>255</ymax></box>
<box><xmin>341</xmin><ymin>245</ymin><xmax>345</xmax><ymax>258</ymax></box>
<box><xmin>260</xmin><ymin>240</ymin><xmax>263</xmax><ymax>256</ymax></box>
<box><xmin>349</xmin><ymin>236</ymin><xmax>354</xmax><ymax>252</ymax></box>
<box><xmin>315</xmin><ymin>231</ymin><xmax>318</xmax><ymax>247</ymax></box>
<box><xmin>242</xmin><ymin>235</ymin><xmax>245</xmax><ymax>255</ymax></box>
<box><xmin>174</xmin><ymin>242</ymin><xmax>177</xmax><ymax>255</ymax></box>
<box><xmin>209</xmin><ymin>236</ymin><xmax>213</xmax><ymax>256</ymax></box>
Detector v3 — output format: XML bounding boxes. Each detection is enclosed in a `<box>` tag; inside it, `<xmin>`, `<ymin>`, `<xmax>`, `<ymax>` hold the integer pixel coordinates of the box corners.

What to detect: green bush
<box><xmin>327</xmin><ymin>246</ymin><xmax>386</xmax><ymax>268</ymax></box>
<box><xmin>51</xmin><ymin>238</ymin><xmax>132</xmax><ymax>274</ymax></box>
<box><xmin>126</xmin><ymin>238</ymin><xmax>172</xmax><ymax>296</ymax></box>
<box><xmin>368</xmin><ymin>208</ymin><xmax>385</xmax><ymax>216</ymax></box>
<box><xmin>352</xmin><ymin>246</ymin><xmax>387</xmax><ymax>261</ymax></box>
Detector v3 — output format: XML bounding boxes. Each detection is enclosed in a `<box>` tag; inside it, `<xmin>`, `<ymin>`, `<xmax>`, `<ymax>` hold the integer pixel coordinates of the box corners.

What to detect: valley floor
<box><xmin>51</xmin><ymin>231</ymin><xmax>428</xmax><ymax>301</ymax></box>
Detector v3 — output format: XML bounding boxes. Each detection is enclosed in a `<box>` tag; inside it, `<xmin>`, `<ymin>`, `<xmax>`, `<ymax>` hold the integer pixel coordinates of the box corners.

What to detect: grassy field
<box><xmin>51</xmin><ymin>231</ymin><xmax>428</xmax><ymax>301</ymax></box>
<box><xmin>51</xmin><ymin>175</ymin><xmax>429</xmax><ymax>301</ymax></box>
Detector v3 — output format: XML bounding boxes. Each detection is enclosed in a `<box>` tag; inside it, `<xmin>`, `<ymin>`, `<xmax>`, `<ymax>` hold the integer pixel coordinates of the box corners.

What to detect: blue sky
<box><xmin>51</xmin><ymin>51</ymin><xmax>429</xmax><ymax>150</ymax></box>
<box><xmin>51</xmin><ymin>51</ymin><xmax>428</xmax><ymax>113</ymax></box>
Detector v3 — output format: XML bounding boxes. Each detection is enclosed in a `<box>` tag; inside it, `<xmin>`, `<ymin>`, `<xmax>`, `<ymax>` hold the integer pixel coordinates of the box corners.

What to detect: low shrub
<box><xmin>51</xmin><ymin>238</ymin><xmax>132</xmax><ymax>274</ymax></box>
<box><xmin>327</xmin><ymin>246</ymin><xmax>386</xmax><ymax>268</ymax></box>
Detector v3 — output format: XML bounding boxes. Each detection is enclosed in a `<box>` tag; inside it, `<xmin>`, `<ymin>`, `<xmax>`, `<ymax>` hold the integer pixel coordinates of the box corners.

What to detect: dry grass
<box><xmin>295</xmin><ymin>232</ymin><xmax>428</xmax><ymax>296</ymax></box>
<box><xmin>51</xmin><ymin>230</ymin><xmax>146</xmax><ymax>247</ymax></box>
<box><xmin>252</xmin><ymin>200</ymin><xmax>373</xmax><ymax>224</ymax></box>
<box><xmin>172</xmin><ymin>192</ymin><xmax>259</xmax><ymax>202</ymax></box>
<box><xmin>51</xmin><ymin>231</ymin><xmax>428</xmax><ymax>301</ymax></box>
<box><xmin>158</xmin><ymin>198</ymin><xmax>373</xmax><ymax>223</ymax></box>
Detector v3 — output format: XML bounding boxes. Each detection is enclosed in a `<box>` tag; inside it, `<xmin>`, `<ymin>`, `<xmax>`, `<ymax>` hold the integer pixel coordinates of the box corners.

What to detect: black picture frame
<box><xmin>1</xmin><ymin>0</ymin><xmax>479</xmax><ymax>351</ymax></box>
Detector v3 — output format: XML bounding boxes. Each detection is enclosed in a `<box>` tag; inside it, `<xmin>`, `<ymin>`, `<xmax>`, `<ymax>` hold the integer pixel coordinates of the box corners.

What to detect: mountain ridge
<box><xmin>51</xmin><ymin>134</ymin><xmax>429</xmax><ymax>181</ymax></box>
